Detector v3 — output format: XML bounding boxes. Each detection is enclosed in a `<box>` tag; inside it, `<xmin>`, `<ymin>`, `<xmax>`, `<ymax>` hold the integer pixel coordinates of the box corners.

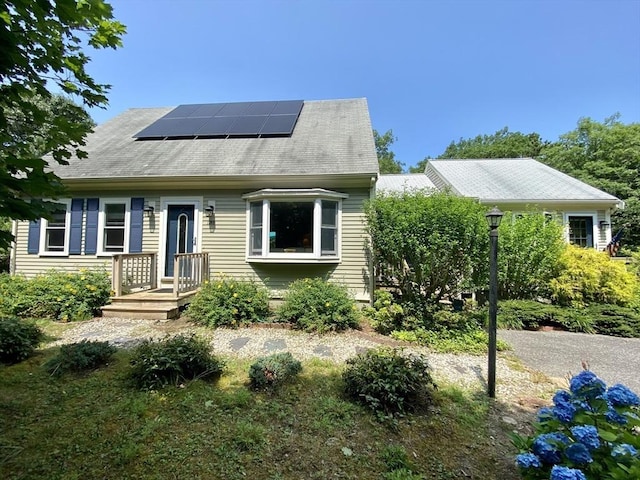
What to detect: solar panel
<box><xmin>134</xmin><ymin>100</ymin><xmax>304</xmax><ymax>139</ymax></box>
<box><xmin>259</xmin><ymin>114</ymin><xmax>299</xmax><ymax>136</ymax></box>
<box><xmin>226</xmin><ymin>116</ymin><xmax>268</xmax><ymax>136</ymax></box>
<box><xmin>196</xmin><ymin>116</ymin><xmax>237</xmax><ymax>136</ymax></box>
<box><xmin>272</xmin><ymin>100</ymin><xmax>303</xmax><ymax>115</ymax></box>
<box><xmin>245</xmin><ymin>101</ymin><xmax>277</xmax><ymax>116</ymax></box>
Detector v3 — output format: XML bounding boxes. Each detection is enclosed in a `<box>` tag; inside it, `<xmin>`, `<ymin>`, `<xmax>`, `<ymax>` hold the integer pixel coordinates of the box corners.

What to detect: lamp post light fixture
<box><xmin>485</xmin><ymin>206</ymin><xmax>503</xmax><ymax>398</ymax></box>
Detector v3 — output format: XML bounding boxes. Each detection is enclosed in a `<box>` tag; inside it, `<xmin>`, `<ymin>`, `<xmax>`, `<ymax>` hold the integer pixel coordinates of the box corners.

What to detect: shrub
<box><xmin>497</xmin><ymin>212</ymin><xmax>566</xmax><ymax>300</ymax></box>
<box><xmin>277</xmin><ymin>278</ymin><xmax>360</xmax><ymax>333</ymax></box>
<box><xmin>587</xmin><ymin>304</ymin><xmax>640</xmax><ymax>338</ymax></box>
<box><xmin>497</xmin><ymin>300</ymin><xmax>596</xmax><ymax>334</ymax></box>
<box><xmin>0</xmin><ymin>269</ymin><xmax>111</xmax><ymax>321</ymax></box>
<box><xmin>549</xmin><ymin>245</ymin><xmax>639</xmax><ymax>307</ymax></box>
<box><xmin>45</xmin><ymin>340</ymin><xmax>117</xmax><ymax>376</ymax></box>
<box><xmin>391</xmin><ymin>326</ymin><xmax>511</xmax><ymax>354</ymax></box>
<box><xmin>187</xmin><ymin>276</ymin><xmax>270</xmax><ymax>328</ymax></box>
<box><xmin>342</xmin><ymin>347</ymin><xmax>436</xmax><ymax>420</ymax></box>
<box><xmin>366</xmin><ymin>191</ymin><xmax>488</xmax><ymax>313</ymax></box>
<box><xmin>363</xmin><ymin>290</ymin><xmax>405</xmax><ymax>334</ymax></box>
<box><xmin>248</xmin><ymin>352</ymin><xmax>302</xmax><ymax>391</ymax></box>
<box><xmin>0</xmin><ymin>316</ymin><xmax>44</xmax><ymax>364</ymax></box>
<box><xmin>513</xmin><ymin>369</ymin><xmax>640</xmax><ymax>480</ymax></box>
<box><xmin>128</xmin><ymin>334</ymin><xmax>224</xmax><ymax>390</ymax></box>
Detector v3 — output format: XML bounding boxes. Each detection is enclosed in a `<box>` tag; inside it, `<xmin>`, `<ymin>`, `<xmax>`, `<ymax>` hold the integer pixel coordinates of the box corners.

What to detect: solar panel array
<box><xmin>133</xmin><ymin>100</ymin><xmax>304</xmax><ymax>139</ymax></box>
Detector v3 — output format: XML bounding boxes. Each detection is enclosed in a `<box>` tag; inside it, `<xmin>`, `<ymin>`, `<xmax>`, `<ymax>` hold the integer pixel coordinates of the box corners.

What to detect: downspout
<box><xmin>10</xmin><ymin>219</ymin><xmax>17</xmax><ymax>275</ymax></box>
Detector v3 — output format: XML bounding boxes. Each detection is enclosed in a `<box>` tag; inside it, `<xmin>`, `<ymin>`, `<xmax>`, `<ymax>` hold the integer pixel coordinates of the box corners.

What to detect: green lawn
<box><xmin>0</xmin><ymin>344</ymin><xmax>526</xmax><ymax>480</ymax></box>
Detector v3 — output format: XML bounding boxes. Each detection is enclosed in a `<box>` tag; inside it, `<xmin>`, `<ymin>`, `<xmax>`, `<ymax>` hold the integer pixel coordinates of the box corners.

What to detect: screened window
<box><xmin>45</xmin><ymin>208</ymin><xmax>67</xmax><ymax>252</ymax></box>
<box><xmin>98</xmin><ymin>199</ymin><xmax>130</xmax><ymax>254</ymax></box>
<box><xmin>245</xmin><ymin>189</ymin><xmax>347</xmax><ymax>262</ymax></box>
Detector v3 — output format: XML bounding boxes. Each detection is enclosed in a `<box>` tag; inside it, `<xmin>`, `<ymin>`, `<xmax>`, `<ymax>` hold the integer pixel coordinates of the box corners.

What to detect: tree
<box><xmin>374</xmin><ymin>129</ymin><xmax>404</xmax><ymax>173</ymax></box>
<box><xmin>539</xmin><ymin>115</ymin><xmax>640</xmax><ymax>250</ymax></box>
<box><xmin>410</xmin><ymin>127</ymin><xmax>546</xmax><ymax>173</ymax></box>
<box><xmin>0</xmin><ymin>0</ymin><xmax>126</xmax><ymax>250</ymax></box>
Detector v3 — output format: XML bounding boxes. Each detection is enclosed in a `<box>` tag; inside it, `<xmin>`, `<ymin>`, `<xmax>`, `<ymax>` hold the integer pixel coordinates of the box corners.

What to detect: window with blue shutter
<box><xmin>85</xmin><ymin>198</ymin><xmax>99</xmax><ymax>254</ymax></box>
<box><xmin>69</xmin><ymin>198</ymin><xmax>84</xmax><ymax>255</ymax></box>
<box><xmin>129</xmin><ymin>198</ymin><xmax>144</xmax><ymax>253</ymax></box>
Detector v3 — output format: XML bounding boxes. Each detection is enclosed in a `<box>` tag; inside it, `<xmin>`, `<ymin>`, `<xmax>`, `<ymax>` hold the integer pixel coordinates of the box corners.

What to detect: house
<box><xmin>379</xmin><ymin>158</ymin><xmax>623</xmax><ymax>250</ymax></box>
<box><xmin>10</xmin><ymin>98</ymin><xmax>379</xmax><ymax>312</ymax></box>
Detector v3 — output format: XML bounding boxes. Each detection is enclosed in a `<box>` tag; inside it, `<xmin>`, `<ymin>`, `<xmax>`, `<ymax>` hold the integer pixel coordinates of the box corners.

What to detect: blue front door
<box><xmin>165</xmin><ymin>205</ymin><xmax>195</xmax><ymax>276</ymax></box>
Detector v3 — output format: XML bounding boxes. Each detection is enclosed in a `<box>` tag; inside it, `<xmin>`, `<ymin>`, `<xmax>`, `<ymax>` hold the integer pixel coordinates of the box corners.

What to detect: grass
<box><xmin>0</xmin><ymin>345</ymin><xmax>525</xmax><ymax>480</ymax></box>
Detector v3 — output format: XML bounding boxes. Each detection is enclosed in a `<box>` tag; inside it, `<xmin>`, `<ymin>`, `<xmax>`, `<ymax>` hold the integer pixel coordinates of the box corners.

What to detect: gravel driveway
<box><xmin>499</xmin><ymin>329</ymin><xmax>640</xmax><ymax>393</ymax></box>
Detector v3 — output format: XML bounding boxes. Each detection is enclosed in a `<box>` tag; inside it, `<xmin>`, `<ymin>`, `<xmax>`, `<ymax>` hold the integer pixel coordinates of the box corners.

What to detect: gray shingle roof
<box><xmin>426</xmin><ymin>158</ymin><xmax>620</xmax><ymax>203</ymax></box>
<box><xmin>377</xmin><ymin>174</ymin><xmax>436</xmax><ymax>193</ymax></box>
<box><xmin>49</xmin><ymin>98</ymin><xmax>378</xmax><ymax>179</ymax></box>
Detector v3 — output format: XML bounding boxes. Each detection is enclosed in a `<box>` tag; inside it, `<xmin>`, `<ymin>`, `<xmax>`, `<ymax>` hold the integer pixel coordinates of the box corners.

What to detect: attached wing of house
<box><xmin>380</xmin><ymin>158</ymin><xmax>623</xmax><ymax>251</ymax></box>
<box><xmin>11</xmin><ymin>98</ymin><xmax>379</xmax><ymax>304</ymax></box>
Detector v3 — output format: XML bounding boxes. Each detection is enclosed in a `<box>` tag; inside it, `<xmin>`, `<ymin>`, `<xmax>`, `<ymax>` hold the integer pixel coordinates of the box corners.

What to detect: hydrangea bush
<box><xmin>513</xmin><ymin>370</ymin><xmax>640</xmax><ymax>479</ymax></box>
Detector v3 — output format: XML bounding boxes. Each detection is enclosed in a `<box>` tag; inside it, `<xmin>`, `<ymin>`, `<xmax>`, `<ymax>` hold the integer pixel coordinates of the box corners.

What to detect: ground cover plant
<box><xmin>128</xmin><ymin>334</ymin><xmax>225</xmax><ymax>390</ymax></box>
<box><xmin>513</xmin><ymin>369</ymin><xmax>640</xmax><ymax>479</ymax></box>
<box><xmin>0</xmin><ymin>316</ymin><xmax>44</xmax><ymax>364</ymax></box>
<box><xmin>248</xmin><ymin>352</ymin><xmax>302</xmax><ymax>391</ymax></box>
<box><xmin>0</xmin><ymin>269</ymin><xmax>111</xmax><ymax>321</ymax></box>
<box><xmin>187</xmin><ymin>275</ymin><xmax>270</xmax><ymax>328</ymax></box>
<box><xmin>277</xmin><ymin>277</ymin><xmax>360</xmax><ymax>332</ymax></box>
<box><xmin>44</xmin><ymin>340</ymin><xmax>117</xmax><ymax>376</ymax></box>
<box><xmin>0</xmin><ymin>342</ymin><xmax>523</xmax><ymax>480</ymax></box>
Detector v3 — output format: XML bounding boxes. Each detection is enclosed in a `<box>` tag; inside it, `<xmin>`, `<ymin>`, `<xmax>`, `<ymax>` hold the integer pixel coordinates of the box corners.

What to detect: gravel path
<box><xmin>48</xmin><ymin>317</ymin><xmax>557</xmax><ymax>402</ymax></box>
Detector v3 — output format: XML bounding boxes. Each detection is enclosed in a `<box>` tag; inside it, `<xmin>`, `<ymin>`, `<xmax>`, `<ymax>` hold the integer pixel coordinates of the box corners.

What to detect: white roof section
<box><xmin>377</xmin><ymin>174</ymin><xmax>436</xmax><ymax>193</ymax></box>
<box><xmin>48</xmin><ymin>98</ymin><xmax>379</xmax><ymax>180</ymax></box>
<box><xmin>426</xmin><ymin>158</ymin><xmax>621</xmax><ymax>203</ymax></box>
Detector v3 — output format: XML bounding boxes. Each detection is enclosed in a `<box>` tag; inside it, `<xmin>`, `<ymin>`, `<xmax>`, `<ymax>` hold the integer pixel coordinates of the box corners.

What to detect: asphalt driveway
<box><xmin>499</xmin><ymin>329</ymin><xmax>640</xmax><ymax>394</ymax></box>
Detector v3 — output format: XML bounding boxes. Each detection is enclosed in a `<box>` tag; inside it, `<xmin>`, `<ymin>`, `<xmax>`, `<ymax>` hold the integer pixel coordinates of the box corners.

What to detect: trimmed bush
<box><xmin>0</xmin><ymin>270</ymin><xmax>111</xmax><ymax>321</ymax></box>
<box><xmin>129</xmin><ymin>334</ymin><xmax>224</xmax><ymax>390</ymax></box>
<box><xmin>45</xmin><ymin>340</ymin><xmax>117</xmax><ymax>376</ymax></box>
<box><xmin>549</xmin><ymin>245</ymin><xmax>639</xmax><ymax>307</ymax></box>
<box><xmin>277</xmin><ymin>278</ymin><xmax>360</xmax><ymax>333</ymax></box>
<box><xmin>187</xmin><ymin>276</ymin><xmax>270</xmax><ymax>328</ymax></box>
<box><xmin>342</xmin><ymin>347</ymin><xmax>436</xmax><ymax>420</ymax></box>
<box><xmin>248</xmin><ymin>352</ymin><xmax>302</xmax><ymax>391</ymax></box>
<box><xmin>497</xmin><ymin>300</ymin><xmax>596</xmax><ymax>334</ymax></box>
<box><xmin>0</xmin><ymin>316</ymin><xmax>44</xmax><ymax>364</ymax></box>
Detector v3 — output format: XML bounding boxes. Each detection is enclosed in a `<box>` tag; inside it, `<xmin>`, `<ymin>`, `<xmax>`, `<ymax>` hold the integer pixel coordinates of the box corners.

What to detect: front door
<box><xmin>165</xmin><ymin>205</ymin><xmax>195</xmax><ymax>276</ymax></box>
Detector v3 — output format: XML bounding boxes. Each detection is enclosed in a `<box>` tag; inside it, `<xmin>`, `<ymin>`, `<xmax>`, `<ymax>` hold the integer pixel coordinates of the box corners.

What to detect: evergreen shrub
<box><xmin>248</xmin><ymin>352</ymin><xmax>302</xmax><ymax>391</ymax></box>
<box><xmin>0</xmin><ymin>316</ymin><xmax>44</xmax><ymax>364</ymax></box>
<box><xmin>45</xmin><ymin>340</ymin><xmax>116</xmax><ymax>376</ymax></box>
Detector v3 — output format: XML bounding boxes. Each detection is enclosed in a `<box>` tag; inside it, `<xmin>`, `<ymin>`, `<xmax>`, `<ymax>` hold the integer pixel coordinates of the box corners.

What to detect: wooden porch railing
<box><xmin>112</xmin><ymin>253</ymin><xmax>157</xmax><ymax>297</ymax></box>
<box><xmin>173</xmin><ymin>252</ymin><xmax>210</xmax><ymax>296</ymax></box>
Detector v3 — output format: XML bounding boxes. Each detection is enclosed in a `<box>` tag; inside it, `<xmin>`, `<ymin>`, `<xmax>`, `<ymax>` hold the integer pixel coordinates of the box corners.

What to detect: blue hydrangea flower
<box><xmin>532</xmin><ymin>432</ymin><xmax>570</xmax><ymax>464</ymax></box>
<box><xmin>611</xmin><ymin>443</ymin><xmax>638</xmax><ymax>458</ymax></box>
<box><xmin>564</xmin><ymin>442</ymin><xmax>592</xmax><ymax>465</ymax></box>
<box><xmin>515</xmin><ymin>452</ymin><xmax>542</xmax><ymax>469</ymax></box>
<box><xmin>553</xmin><ymin>401</ymin><xmax>577</xmax><ymax>423</ymax></box>
<box><xmin>550</xmin><ymin>465</ymin><xmax>587</xmax><ymax>480</ymax></box>
<box><xmin>537</xmin><ymin>406</ymin><xmax>554</xmax><ymax>422</ymax></box>
<box><xmin>553</xmin><ymin>390</ymin><xmax>572</xmax><ymax>405</ymax></box>
<box><xmin>570</xmin><ymin>425</ymin><xmax>600</xmax><ymax>451</ymax></box>
<box><xmin>605</xmin><ymin>384</ymin><xmax>640</xmax><ymax>407</ymax></box>
<box><xmin>605</xmin><ymin>407</ymin><xmax>628</xmax><ymax>425</ymax></box>
<box><xmin>569</xmin><ymin>371</ymin><xmax>606</xmax><ymax>399</ymax></box>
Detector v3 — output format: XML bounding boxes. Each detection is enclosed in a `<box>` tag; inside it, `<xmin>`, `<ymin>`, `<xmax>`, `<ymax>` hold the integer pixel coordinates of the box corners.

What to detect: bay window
<box><xmin>244</xmin><ymin>189</ymin><xmax>347</xmax><ymax>262</ymax></box>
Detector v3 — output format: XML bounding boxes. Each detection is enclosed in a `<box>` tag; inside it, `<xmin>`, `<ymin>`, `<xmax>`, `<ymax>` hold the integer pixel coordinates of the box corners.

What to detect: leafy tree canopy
<box><xmin>374</xmin><ymin>129</ymin><xmax>404</xmax><ymax>174</ymax></box>
<box><xmin>0</xmin><ymin>0</ymin><xmax>126</xmax><ymax>250</ymax></box>
<box><xmin>539</xmin><ymin>114</ymin><xmax>640</xmax><ymax>250</ymax></box>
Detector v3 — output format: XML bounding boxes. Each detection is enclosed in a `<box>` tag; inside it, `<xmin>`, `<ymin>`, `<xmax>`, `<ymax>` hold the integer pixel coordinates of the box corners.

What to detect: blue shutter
<box><xmin>85</xmin><ymin>198</ymin><xmax>99</xmax><ymax>254</ymax></box>
<box><xmin>27</xmin><ymin>219</ymin><xmax>41</xmax><ymax>254</ymax></box>
<box><xmin>69</xmin><ymin>198</ymin><xmax>84</xmax><ymax>255</ymax></box>
<box><xmin>129</xmin><ymin>198</ymin><xmax>144</xmax><ymax>253</ymax></box>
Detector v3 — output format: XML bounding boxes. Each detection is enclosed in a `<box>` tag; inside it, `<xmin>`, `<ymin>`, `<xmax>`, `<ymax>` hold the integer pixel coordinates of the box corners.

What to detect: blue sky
<box><xmin>86</xmin><ymin>0</ymin><xmax>640</xmax><ymax>170</ymax></box>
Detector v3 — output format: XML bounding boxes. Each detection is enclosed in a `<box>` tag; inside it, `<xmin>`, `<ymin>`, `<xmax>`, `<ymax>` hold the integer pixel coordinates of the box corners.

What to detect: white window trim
<box><xmin>39</xmin><ymin>199</ymin><xmax>72</xmax><ymax>256</ymax></box>
<box><xmin>97</xmin><ymin>198</ymin><xmax>131</xmax><ymax>256</ymax></box>
<box><xmin>564</xmin><ymin>212</ymin><xmax>599</xmax><ymax>249</ymax></box>
<box><xmin>242</xmin><ymin>189</ymin><xmax>348</xmax><ymax>263</ymax></box>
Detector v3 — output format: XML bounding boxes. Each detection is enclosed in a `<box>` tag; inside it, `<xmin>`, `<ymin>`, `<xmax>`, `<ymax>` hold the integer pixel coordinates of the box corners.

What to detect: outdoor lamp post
<box><xmin>486</xmin><ymin>206</ymin><xmax>503</xmax><ymax>398</ymax></box>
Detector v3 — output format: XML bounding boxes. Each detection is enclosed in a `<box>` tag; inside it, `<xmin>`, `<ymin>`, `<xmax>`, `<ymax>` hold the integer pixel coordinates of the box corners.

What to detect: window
<box><xmin>98</xmin><ymin>199</ymin><xmax>130</xmax><ymax>254</ymax></box>
<box><xmin>567</xmin><ymin>215</ymin><xmax>594</xmax><ymax>248</ymax></box>
<box><xmin>243</xmin><ymin>189</ymin><xmax>347</xmax><ymax>262</ymax></box>
<box><xmin>39</xmin><ymin>200</ymin><xmax>71</xmax><ymax>255</ymax></box>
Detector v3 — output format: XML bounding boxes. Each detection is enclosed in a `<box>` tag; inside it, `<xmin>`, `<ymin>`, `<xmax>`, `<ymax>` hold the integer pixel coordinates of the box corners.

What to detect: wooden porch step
<box><xmin>101</xmin><ymin>303</ymin><xmax>180</xmax><ymax>320</ymax></box>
